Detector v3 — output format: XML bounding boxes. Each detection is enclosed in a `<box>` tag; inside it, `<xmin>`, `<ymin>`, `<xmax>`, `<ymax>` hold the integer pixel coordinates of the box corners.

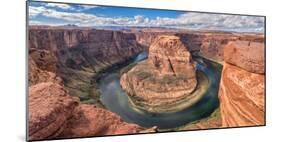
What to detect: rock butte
<box><xmin>120</xmin><ymin>35</ymin><xmax>209</xmax><ymax>113</ymax></box>
<box><xmin>219</xmin><ymin>41</ymin><xmax>265</xmax><ymax>127</ymax></box>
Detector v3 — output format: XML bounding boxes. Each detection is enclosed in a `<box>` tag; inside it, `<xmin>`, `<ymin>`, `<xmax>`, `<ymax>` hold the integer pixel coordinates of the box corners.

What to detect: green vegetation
<box><xmin>136</xmin><ymin>71</ymin><xmax>152</xmax><ymax>80</ymax></box>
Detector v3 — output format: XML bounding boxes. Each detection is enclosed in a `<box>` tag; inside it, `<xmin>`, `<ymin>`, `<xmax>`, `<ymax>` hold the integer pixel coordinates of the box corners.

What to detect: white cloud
<box><xmin>29</xmin><ymin>5</ymin><xmax>264</xmax><ymax>33</ymax></box>
<box><xmin>149</xmin><ymin>13</ymin><xmax>264</xmax><ymax>32</ymax></box>
<box><xmin>29</xmin><ymin>6</ymin><xmax>97</xmax><ymax>22</ymax></box>
<box><xmin>45</xmin><ymin>3</ymin><xmax>73</xmax><ymax>10</ymax></box>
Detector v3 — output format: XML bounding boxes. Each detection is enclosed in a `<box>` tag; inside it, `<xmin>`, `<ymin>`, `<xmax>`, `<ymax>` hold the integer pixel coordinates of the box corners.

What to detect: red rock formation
<box><xmin>120</xmin><ymin>35</ymin><xmax>206</xmax><ymax>113</ymax></box>
<box><xmin>28</xmin><ymin>82</ymin><xmax>79</xmax><ymax>140</ymax></box>
<box><xmin>219</xmin><ymin>41</ymin><xmax>265</xmax><ymax>127</ymax></box>
<box><xmin>148</xmin><ymin>35</ymin><xmax>197</xmax><ymax>77</ymax></box>
<box><xmin>28</xmin><ymin>82</ymin><xmax>142</xmax><ymax>141</ymax></box>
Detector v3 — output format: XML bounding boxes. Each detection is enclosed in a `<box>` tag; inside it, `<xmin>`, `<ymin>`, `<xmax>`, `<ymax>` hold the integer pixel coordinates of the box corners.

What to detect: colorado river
<box><xmin>97</xmin><ymin>52</ymin><xmax>222</xmax><ymax>129</ymax></box>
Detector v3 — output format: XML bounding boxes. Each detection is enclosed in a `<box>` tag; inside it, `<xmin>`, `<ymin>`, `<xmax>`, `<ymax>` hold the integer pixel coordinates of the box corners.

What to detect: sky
<box><xmin>28</xmin><ymin>1</ymin><xmax>265</xmax><ymax>33</ymax></box>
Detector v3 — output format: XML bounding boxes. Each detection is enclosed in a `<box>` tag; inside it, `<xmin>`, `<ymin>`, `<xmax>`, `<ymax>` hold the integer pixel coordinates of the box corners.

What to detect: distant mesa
<box><xmin>120</xmin><ymin>35</ymin><xmax>209</xmax><ymax>113</ymax></box>
<box><xmin>61</xmin><ymin>24</ymin><xmax>79</xmax><ymax>28</ymax></box>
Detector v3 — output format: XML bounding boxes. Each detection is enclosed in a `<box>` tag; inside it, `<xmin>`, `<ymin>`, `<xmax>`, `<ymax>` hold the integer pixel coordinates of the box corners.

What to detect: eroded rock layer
<box><xmin>120</xmin><ymin>35</ymin><xmax>205</xmax><ymax>113</ymax></box>
<box><xmin>219</xmin><ymin>41</ymin><xmax>265</xmax><ymax>127</ymax></box>
<box><xmin>28</xmin><ymin>82</ymin><xmax>142</xmax><ymax>141</ymax></box>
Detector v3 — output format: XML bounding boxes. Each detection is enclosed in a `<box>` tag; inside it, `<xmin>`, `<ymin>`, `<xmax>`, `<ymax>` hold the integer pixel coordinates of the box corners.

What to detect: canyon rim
<box><xmin>27</xmin><ymin>1</ymin><xmax>265</xmax><ymax>141</ymax></box>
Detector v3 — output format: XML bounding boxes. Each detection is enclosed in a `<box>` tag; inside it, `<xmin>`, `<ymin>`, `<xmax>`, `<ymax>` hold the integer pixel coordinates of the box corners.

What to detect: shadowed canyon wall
<box><xmin>29</xmin><ymin>27</ymin><xmax>147</xmax><ymax>102</ymax></box>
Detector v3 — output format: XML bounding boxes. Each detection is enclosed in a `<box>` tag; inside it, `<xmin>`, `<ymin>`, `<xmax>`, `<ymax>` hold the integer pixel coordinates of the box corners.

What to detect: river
<box><xmin>97</xmin><ymin>52</ymin><xmax>222</xmax><ymax>129</ymax></box>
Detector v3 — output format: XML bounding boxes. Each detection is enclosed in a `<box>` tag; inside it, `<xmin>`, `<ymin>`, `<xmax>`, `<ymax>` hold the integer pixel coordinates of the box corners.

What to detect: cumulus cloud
<box><xmin>29</xmin><ymin>6</ymin><xmax>97</xmax><ymax>22</ymax></box>
<box><xmin>147</xmin><ymin>13</ymin><xmax>264</xmax><ymax>32</ymax></box>
<box><xmin>29</xmin><ymin>4</ymin><xmax>264</xmax><ymax>33</ymax></box>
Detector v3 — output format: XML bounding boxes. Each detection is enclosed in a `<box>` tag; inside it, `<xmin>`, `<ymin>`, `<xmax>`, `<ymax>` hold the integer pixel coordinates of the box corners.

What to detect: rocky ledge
<box><xmin>219</xmin><ymin>41</ymin><xmax>265</xmax><ymax>127</ymax></box>
<box><xmin>28</xmin><ymin>82</ymin><xmax>143</xmax><ymax>141</ymax></box>
<box><xmin>120</xmin><ymin>35</ymin><xmax>209</xmax><ymax>113</ymax></box>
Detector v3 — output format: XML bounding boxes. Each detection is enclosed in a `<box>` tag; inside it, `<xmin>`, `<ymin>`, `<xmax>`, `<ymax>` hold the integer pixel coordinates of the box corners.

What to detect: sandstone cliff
<box><xmin>29</xmin><ymin>26</ymin><xmax>147</xmax><ymax>102</ymax></box>
<box><xmin>219</xmin><ymin>41</ymin><xmax>265</xmax><ymax>127</ymax></box>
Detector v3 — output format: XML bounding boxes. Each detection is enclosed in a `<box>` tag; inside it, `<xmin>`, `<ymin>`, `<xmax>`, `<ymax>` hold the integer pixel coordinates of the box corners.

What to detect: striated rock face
<box><xmin>28</xmin><ymin>82</ymin><xmax>142</xmax><ymax>141</ymax></box>
<box><xmin>29</xmin><ymin>26</ymin><xmax>147</xmax><ymax>101</ymax></box>
<box><xmin>219</xmin><ymin>41</ymin><xmax>265</xmax><ymax>127</ymax></box>
<box><xmin>29</xmin><ymin>27</ymin><xmax>145</xmax><ymax>70</ymax></box>
<box><xmin>120</xmin><ymin>35</ymin><xmax>204</xmax><ymax>113</ymax></box>
<box><xmin>28</xmin><ymin>82</ymin><xmax>79</xmax><ymax>140</ymax></box>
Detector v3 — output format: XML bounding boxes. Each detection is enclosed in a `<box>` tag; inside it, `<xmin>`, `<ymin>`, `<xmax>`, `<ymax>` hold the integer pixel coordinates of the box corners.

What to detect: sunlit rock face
<box><xmin>148</xmin><ymin>35</ymin><xmax>197</xmax><ymax>77</ymax></box>
<box><xmin>219</xmin><ymin>41</ymin><xmax>265</xmax><ymax>127</ymax></box>
<box><xmin>28</xmin><ymin>82</ymin><xmax>142</xmax><ymax>141</ymax></box>
<box><xmin>224</xmin><ymin>41</ymin><xmax>265</xmax><ymax>74</ymax></box>
<box><xmin>121</xmin><ymin>35</ymin><xmax>204</xmax><ymax>113</ymax></box>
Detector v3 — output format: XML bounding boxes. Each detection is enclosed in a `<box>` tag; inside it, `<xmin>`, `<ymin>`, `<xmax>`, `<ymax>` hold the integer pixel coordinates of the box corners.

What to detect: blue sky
<box><xmin>28</xmin><ymin>1</ymin><xmax>265</xmax><ymax>33</ymax></box>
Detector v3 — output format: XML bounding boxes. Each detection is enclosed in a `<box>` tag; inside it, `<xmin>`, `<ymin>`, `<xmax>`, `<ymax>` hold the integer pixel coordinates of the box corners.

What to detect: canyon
<box><xmin>28</xmin><ymin>26</ymin><xmax>265</xmax><ymax>140</ymax></box>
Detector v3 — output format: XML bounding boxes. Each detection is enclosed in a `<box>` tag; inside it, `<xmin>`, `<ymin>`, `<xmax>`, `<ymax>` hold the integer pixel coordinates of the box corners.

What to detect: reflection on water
<box><xmin>97</xmin><ymin>52</ymin><xmax>222</xmax><ymax>129</ymax></box>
